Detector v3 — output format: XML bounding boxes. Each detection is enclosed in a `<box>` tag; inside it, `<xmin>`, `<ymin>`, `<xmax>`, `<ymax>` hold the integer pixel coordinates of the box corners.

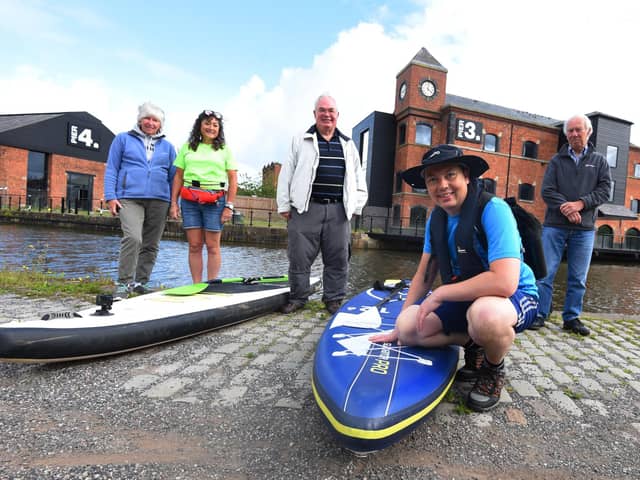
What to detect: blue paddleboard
<box><xmin>312</xmin><ymin>281</ymin><xmax>459</xmax><ymax>454</ymax></box>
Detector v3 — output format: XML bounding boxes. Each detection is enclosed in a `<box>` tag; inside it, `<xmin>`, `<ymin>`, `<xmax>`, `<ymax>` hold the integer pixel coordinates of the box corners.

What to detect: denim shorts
<box><xmin>437</xmin><ymin>290</ymin><xmax>539</xmax><ymax>334</ymax></box>
<box><xmin>180</xmin><ymin>197</ymin><xmax>225</xmax><ymax>232</ymax></box>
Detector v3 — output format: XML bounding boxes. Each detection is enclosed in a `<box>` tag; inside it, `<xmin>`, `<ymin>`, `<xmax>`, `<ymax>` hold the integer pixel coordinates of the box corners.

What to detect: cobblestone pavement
<box><xmin>0</xmin><ymin>294</ymin><xmax>639</xmax><ymax>479</ymax></box>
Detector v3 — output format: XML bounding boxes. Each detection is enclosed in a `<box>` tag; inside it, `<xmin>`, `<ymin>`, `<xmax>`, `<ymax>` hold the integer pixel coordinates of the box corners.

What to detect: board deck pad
<box><xmin>312</xmin><ymin>282</ymin><xmax>459</xmax><ymax>454</ymax></box>
<box><xmin>0</xmin><ymin>276</ymin><xmax>318</xmax><ymax>363</ymax></box>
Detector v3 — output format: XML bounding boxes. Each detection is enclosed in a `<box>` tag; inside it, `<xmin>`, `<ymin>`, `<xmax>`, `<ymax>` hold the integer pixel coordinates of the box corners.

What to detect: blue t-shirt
<box><xmin>423</xmin><ymin>197</ymin><xmax>538</xmax><ymax>298</ymax></box>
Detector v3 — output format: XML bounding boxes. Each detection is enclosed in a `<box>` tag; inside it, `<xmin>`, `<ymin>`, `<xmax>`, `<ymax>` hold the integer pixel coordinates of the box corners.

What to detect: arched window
<box><xmin>624</xmin><ymin>228</ymin><xmax>640</xmax><ymax>250</ymax></box>
<box><xmin>522</xmin><ymin>141</ymin><xmax>538</xmax><ymax>159</ymax></box>
<box><xmin>483</xmin><ymin>134</ymin><xmax>498</xmax><ymax>152</ymax></box>
<box><xmin>409</xmin><ymin>206</ymin><xmax>427</xmax><ymax>230</ymax></box>
<box><xmin>596</xmin><ymin>225</ymin><xmax>614</xmax><ymax>249</ymax></box>
<box><xmin>415</xmin><ymin>123</ymin><xmax>432</xmax><ymax>146</ymax></box>
<box><xmin>518</xmin><ymin>183</ymin><xmax>535</xmax><ymax>202</ymax></box>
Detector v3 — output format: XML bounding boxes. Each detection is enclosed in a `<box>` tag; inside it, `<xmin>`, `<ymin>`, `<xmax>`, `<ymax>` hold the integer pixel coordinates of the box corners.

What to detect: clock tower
<box><xmin>394</xmin><ymin>48</ymin><xmax>448</xmax><ymax>190</ymax></box>
<box><xmin>395</xmin><ymin>47</ymin><xmax>447</xmax><ymax>116</ymax></box>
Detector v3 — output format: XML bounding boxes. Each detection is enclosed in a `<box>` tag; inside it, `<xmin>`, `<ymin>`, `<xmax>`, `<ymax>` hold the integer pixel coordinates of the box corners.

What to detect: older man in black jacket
<box><xmin>530</xmin><ymin>114</ymin><xmax>611</xmax><ymax>335</ymax></box>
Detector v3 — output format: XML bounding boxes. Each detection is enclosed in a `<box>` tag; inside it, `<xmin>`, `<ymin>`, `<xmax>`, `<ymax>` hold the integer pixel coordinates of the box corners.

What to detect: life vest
<box><xmin>429</xmin><ymin>184</ymin><xmax>488</xmax><ymax>284</ymax></box>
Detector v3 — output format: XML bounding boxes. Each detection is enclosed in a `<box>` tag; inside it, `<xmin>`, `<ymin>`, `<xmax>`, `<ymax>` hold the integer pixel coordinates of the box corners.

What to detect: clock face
<box><xmin>420</xmin><ymin>80</ymin><xmax>436</xmax><ymax>98</ymax></box>
<box><xmin>399</xmin><ymin>82</ymin><xmax>407</xmax><ymax>100</ymax></box>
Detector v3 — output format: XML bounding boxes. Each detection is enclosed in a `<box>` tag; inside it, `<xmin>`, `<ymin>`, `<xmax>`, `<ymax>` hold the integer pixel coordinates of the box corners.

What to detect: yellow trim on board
<box><xmin>312</xmin><ymin>374</ymin><xmax>456</xmax><ymax>440</ymax></box>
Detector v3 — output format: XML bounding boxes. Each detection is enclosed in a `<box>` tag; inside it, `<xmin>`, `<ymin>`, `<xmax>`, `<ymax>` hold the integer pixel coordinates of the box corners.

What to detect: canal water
<box><xmin>1</xmin><ymin>223</ymin><xmax>638</xmax><ymax>316</ymax></box>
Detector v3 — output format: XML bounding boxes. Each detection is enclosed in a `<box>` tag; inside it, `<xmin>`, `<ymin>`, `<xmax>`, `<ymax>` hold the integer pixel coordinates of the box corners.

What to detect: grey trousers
<box><xmin>287</xmin><ymin>201</ymin><xmax>350</xmax><ymax>304</ymax></box>
<box><xmin>117</xmin><ymin>199</ymin><xmax>170</xmax><ymax>284</ymax></box>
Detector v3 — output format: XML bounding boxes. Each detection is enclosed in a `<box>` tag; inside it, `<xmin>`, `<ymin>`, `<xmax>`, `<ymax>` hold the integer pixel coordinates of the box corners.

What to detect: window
<box><xmin>398</xmin><ymin>124</ymin><xmax>406</xmax><ymax>145</ymax></box>
<box><xmin>359</xmin><ymin>129</ymin><xmax>369</xmax><ymax>174</ymax></box>
<box><xmin>624</xmin><ymin>228</ymin><xmax>640</xmax><ymax>250</ymax></box>
<box><xmin>66</xmin><ymin>172</ymin><xmax>94</xmax><ymax>212</ymax></box>
<box><xmin>631</xmin><ymin>199</ymin><xmax>639</xmax><ymax>214</ymax></box>
<box><xmin>483</xmin><ymin>134</ymin><xmax>498</xmax><ymax>152</ymax></box>
<box><xmin>606</xmin><ymin>145</ymin><xmax>618</xmax><ymax>168</ymax></box>
<box><xmin>609</xmin><ymin>180</ymin><xmax>615</xmax><ymax>202</ymax></box>
<box><xmin>522</xmin><ymin>141</ymin><xmax>538</xmax><ymax>159</ymax></box>
<box><xmin>481</xmin><ymin>178</ymin><xmax>496</xmax><ymax>194</ymax></box>
<box><xmin>518</xmin><ymin>183</ymin><xmax>535</xmax><ymax>201</ymax></box>
<box><xmin>635</xmin><ymin>164</ymin><xmax>640</xmax><ymax>177</ymax></box>
<box><xmin>392</xmin><ymin>205</ymin><xmax>401</xmax><ymax>227</ymax></box>
<box><xmin>395</xmin><ymin>172</ymin><xmax>403</xmax><ymax>193</ymax></box>
<box><xmin>415</xmin><ymin>123</ymin><xmax>432</xmax><ymax>146</ymax></box>
<box><xmin>596</xmin><ymin>225</ymin><xmax>614</xmax><ymax>249</ymax></box>
<box><xmin>409</xmin><ymin>206</ymin><xmax>427</xmax><ymax>230</ymax></box>
<box><xmin>27</xmin><ymin>151</ymin><xmax>48</xmax><ymax>208</ymax></box>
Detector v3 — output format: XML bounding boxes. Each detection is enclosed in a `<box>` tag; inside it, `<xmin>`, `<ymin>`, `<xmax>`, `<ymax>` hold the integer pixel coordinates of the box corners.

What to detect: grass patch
<box><xmin>0</xmin><ymin>268</ymin><xmax>112</xmax><ymax>299</ymax></box>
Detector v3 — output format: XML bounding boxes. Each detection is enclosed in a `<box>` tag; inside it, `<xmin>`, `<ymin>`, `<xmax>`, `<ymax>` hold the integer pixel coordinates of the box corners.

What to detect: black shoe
<box><xmin>280</xmin><ymin>302</ymin><xmax>305</xmax><ymax>314</ymax></box>
<box><xmin>456</xmin><ymin>344</ymin><xmax>484</xmax><ymax>381</ymax></box>
<box><xmin>325</xmin><ymin>300</ymin><xmax>342</xmax><ymax>315</ymax></box>
<box><xmin>467</xmin><ymin>360</ymin><xmax>506</xmax><ymax>412</ymax></box>
<box><xmin>528</xmin><ymin>315</ymin><xmax>545</xmax><ymax>331</ymax></box>
<box><xmin>563</xmin><ymin>318</ymin><xmax>590</xmax><ymax>336</ymax></box>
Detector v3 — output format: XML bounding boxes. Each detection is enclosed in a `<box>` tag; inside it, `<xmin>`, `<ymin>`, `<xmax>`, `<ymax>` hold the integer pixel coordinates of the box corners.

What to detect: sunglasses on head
<box><xmin>202</xmin><ymin>110</ymin><xmax>223</xmax><ymax>120</ymax></box>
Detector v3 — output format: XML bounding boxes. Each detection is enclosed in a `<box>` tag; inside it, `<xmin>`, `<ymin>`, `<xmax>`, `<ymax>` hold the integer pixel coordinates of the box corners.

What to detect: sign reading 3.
<box><xmin>455</xmin><ymin>119</ymin><xmax>483</xmax><ymax>143</ymax></box>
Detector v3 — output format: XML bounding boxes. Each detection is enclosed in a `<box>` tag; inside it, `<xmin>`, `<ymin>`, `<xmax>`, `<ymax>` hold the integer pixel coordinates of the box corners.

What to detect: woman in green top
<box><xmin>170</xmin><ymin>110</ymin><xmax>238</xmax><ymax>283</ymax></box>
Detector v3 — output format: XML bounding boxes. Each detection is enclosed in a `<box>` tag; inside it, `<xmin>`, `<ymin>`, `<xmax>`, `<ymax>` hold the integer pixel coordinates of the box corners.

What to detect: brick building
<box><xmin>353</xmin><ymin>48</ymin><xmax>640</xmax><ymax>247</ymax></box>
<box><xmin>0</xmin><ymin>112</ymin><xmax>114</xmax><ymax>211</ymax></box>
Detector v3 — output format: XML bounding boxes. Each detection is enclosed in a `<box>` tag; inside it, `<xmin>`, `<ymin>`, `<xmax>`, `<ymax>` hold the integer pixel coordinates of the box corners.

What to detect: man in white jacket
<box><xmin>277</xmin><ymin>94</ymin><xmax>368</xmax><ymax>314</ymax></box>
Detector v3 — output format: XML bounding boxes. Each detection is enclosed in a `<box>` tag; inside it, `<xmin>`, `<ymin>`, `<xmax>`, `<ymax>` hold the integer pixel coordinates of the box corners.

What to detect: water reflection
<box><xmin>1</xmin><ymin>223</ymin><xmax>638</xmax><ymax>316</ymax></box>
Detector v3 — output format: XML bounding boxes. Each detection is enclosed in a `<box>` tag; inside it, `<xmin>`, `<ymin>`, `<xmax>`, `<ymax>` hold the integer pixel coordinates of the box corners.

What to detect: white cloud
<box><xmin>2</xmin><ymin>0</ymin><xmax>639</xmax><ymax>180</ymax></box>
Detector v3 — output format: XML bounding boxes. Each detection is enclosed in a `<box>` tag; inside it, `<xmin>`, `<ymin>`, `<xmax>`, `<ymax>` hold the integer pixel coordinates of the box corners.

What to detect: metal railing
<box><xmin>0</xmin><ymin>194</ymin><xmax>288</xmax><ymax>229</ymax></box>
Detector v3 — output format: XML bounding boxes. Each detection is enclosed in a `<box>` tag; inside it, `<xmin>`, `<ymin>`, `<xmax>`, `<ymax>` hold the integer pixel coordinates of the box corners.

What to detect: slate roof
<box><xmin>0</xmin><ymin>113</ymin><xmax>64</xmax><ymax>134</ymax></box>
<box><xmin>445</xmin><ymin>94</ymin><xmax>561</xmax><ymax>128</ymax></box>
<box><xmin>598</xmin><ymin>203</ymin><xmax>638</xmax><ymax>220</ymax></box>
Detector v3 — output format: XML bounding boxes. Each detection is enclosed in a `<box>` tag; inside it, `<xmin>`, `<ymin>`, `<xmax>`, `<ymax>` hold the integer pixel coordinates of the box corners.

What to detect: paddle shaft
<box><xmin>373</xmin><ymin>281</ymin><xmax>407</xmax><ymax>309</ymax></box>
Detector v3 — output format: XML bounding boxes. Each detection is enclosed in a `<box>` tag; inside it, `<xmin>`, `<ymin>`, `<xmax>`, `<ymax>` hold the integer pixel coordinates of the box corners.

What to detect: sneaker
<box><xmin>280</xmin><ymin>302</ymin><xmax>305</xmax><ymax>314</ymax></box>
<box><xmin>528</xmin><ymin>315</ymin><xmax>545</xmax><ymax>331</ymax></box>
<box><xmin>563</xmin><ymin>318</ymin><xmax>590</xmax><ymax>336</ymax></box>
<box><xmin>113</xmin><ymin>283</ymin><xmax>130</xmax><ymax>299</ymax></box>
<box><xmin>467</xmin><ymin>360</ymin><xmax>506</xmax><ymax>412</ymax></box>
<box><xmin>456</xmin><ymin>343</ymin><xmax>484</xmax><ymax>381</ymax></box>
<box><xmin>132</xmin><ymin>282</ymin><xmax>153</xmax><ymax>295</ymax></box>
<box><xmin>324</xmin><ymin>300</ymin><xmax>343</xmax><ymax>315</ymax></box>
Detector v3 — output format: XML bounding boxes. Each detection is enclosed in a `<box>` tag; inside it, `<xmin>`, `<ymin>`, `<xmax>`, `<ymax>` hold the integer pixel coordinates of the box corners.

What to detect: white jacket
<box><xmin>277</xmin><ymin>127</ymin><xmax>368</xmax><ymax>220</ymax></box>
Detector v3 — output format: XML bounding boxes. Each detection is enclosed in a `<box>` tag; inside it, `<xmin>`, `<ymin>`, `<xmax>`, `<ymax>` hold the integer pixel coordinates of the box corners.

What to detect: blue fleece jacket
<box><xmin>104</xmin><ymin>130</ymin><xmax>177</xmax><ymax>202</ymax></box>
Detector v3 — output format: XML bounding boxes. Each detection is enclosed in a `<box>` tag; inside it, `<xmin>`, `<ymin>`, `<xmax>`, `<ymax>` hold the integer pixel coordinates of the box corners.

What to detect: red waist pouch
<box><xmin>180</xmin><ymin>186</ymin><xmax>225</xmax><ymax>204</ymax></box>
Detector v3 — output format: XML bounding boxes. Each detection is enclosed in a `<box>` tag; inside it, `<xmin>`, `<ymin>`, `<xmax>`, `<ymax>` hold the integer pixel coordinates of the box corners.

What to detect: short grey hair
<box><xmin>563</xmin><ymin>114</ymin><xmax>592</xmax><ymax>136</ymax></box>
<box><xmin>314</xmin><ymin>93</ymin><xmax>337</xmax><ymax>111</ymax></box>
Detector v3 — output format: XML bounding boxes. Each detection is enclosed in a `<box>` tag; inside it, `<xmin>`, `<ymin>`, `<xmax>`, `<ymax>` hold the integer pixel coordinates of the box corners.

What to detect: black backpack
<box><xmin>475</xmin><ymin>192</ymin><xmax>547</xmax><ymax>280</ymax></box>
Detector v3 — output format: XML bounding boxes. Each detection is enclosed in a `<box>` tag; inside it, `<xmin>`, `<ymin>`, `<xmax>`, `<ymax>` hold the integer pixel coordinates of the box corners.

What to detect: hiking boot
<box><xmin>325</xmin><ymin>300</ymin><xmax>343</xmax><ymax>315</ymax></box>
<box><xmin>528</xmin><ymin>315</ymin><xmax>545</xmax><ymax>331</ymax></box>
<box><xmin>467</xmin><ymin>360</ymin><xmax>506</xmax><ymax>412</ymax></box>
<box><xmin>456</xmin><ymin>343</ymin><xmax>484</xmax><ymax>381</ymax></box>
<box><xmin>280</xmin><ymin>302</ymin><xmax>305</xmax><ymax>314</ymax></box>
<box><xmin>132</xmin><ymin>282</ymin><xmax>153</xmax><ymax>295</ymax></box>
<box><xmin>113</xmin><ymin>283</ymin><xmax>130</xmax><ymax>299</ymax></box>
<box><xmin>563</xmin><ymin>318</ymin><xmax>590</xmax><ymax>336</ymax></box>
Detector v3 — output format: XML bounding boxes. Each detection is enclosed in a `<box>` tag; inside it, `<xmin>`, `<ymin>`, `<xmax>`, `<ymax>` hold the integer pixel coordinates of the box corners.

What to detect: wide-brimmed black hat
<box><xmin>402</xmin><ymin>144</ymin><xmax>489</xmax><ymax>189</ymax></box>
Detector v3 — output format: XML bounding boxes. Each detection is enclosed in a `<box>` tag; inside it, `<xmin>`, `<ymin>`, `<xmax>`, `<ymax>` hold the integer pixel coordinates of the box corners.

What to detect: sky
<box><xmin>2</xmin><ymin>0</ymin><xmax>639</xmax><ymax>179</ymax></box>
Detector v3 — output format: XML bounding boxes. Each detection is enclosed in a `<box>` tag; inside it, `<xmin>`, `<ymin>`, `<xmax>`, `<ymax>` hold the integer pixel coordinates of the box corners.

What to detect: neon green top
<box><xmin>174</xmin><ymin>142</ymin><xmax>237</xmax><ymax>189</ymax></box>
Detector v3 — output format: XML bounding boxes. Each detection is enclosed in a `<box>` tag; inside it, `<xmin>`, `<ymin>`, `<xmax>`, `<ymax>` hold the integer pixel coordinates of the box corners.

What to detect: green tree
<box><xmin>237</xmin><ymin>173</ymin><xmax>276</xmax><ymax>198</ymax></box>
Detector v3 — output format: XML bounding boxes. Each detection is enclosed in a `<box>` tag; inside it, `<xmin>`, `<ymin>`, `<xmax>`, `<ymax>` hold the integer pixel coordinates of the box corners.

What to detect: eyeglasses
<box><xmin>202</xmin><ymin>110</ymin><xmax>223</xmax><ymax>120</ymax></box>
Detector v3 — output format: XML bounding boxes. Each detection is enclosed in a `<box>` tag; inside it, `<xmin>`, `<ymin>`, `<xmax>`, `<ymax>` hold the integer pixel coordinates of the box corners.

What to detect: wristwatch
<box><xmin>224</xmin><ymin>203</ymin><xmax>234</xmax><ymax>211</ymax></box>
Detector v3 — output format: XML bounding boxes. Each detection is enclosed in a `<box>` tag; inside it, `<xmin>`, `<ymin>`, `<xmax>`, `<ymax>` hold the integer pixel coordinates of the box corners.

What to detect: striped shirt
<box><xmin>311</xmin><ymin>128</ymin><xmax>345</xmax><ymax>201</ymax></box>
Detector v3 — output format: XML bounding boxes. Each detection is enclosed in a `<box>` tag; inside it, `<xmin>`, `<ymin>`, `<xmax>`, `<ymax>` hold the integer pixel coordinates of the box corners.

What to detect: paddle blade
<box><xmin>162</xmin><ymin>283</ymin><xmax>209</xmax><ymax>296</ymax></box>
<box><xmin>330</xmin><ymin>308</ymin><xmax>382</xmax><ymax>330</ymax></box>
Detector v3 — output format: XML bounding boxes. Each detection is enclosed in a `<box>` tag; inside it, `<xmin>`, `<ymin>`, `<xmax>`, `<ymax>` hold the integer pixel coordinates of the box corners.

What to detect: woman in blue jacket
<box><xmin>104</xmin><ymin>102</ymin><xmax>176</xmax><ymax>297</ymax></box>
